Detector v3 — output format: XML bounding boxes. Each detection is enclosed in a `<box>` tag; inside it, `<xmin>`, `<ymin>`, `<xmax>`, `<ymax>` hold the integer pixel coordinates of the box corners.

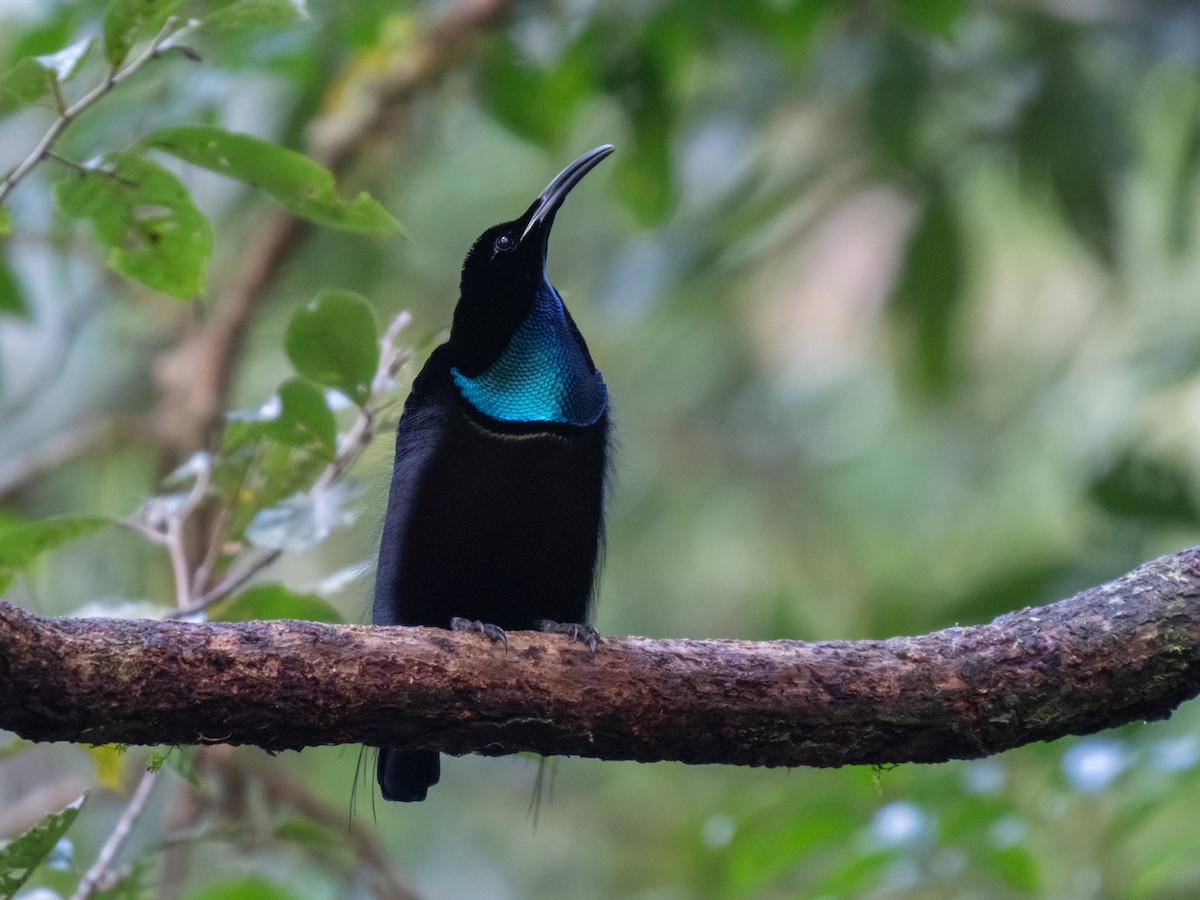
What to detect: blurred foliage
<box><xmin>3</xmin><ymin>0</ymin><xmax>1200</xmax><ymax>897</ymax></box>
<box><xmin>209</xmin><ymin>582</ymin><xmax>342</xmax><ymax>623</ymax></box>
<box><xmin>0</xmin><ymin>512</ymin><xmax>107</xmax><ymax>592</ymax></box>
<box><xmin>0</xmin><ymin>794</ymin><xmax>86</xmax><ymax>897</ymax></box>
<box><xmin>284</xmin><ymin>290</ymin><xmax>380</xmax><ymax>408</ymax></box>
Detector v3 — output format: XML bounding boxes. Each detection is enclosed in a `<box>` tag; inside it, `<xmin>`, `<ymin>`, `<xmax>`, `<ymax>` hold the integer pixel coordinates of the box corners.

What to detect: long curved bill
<box><xmin>520</xmin><ymin>144</ymin><xmax>615</xmax><ymax>243</ymax></box>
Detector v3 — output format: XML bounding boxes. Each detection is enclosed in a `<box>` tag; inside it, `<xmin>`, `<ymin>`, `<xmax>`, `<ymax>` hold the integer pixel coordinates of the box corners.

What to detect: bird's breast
<box><xmin>450</xmin><ymin>289</ymin><xmax>606</xmax><ymax>426</ymax></box>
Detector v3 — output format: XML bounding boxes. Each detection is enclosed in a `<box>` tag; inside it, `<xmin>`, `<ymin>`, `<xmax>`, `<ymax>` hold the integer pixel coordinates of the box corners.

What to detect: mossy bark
<box><xmin>2</xmin><ymin>547</ymin><xmax>1200</xmax><ymax>767</ymax></box>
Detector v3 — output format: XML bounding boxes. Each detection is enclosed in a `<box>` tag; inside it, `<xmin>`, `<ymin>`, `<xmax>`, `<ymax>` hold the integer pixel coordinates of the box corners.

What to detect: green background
<box><xmin>3</xmin><ymin>0</ymin><xmax>1200</xmax><ymax>897</ymax></box>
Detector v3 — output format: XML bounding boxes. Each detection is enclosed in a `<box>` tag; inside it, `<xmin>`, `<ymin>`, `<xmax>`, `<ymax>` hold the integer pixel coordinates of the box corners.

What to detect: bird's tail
<box><xmin>377</xmin><ymin>748</ymin><xmax>440</xmax><ymax>802</ymax></box>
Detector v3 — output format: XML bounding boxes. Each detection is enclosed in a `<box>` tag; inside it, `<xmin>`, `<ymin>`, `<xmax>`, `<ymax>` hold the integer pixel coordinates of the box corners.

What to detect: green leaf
<box><xmin>1090</xmin><ymin>451</ymin><xmax>1200</xmax><ymax>524</ymax></box>
<box><xmin>0</xmin><ymin>513</ymin><xmax>108</xmax><ymax>593</ymax></box>
<box><xmin>727</xmin><ymin>810</ymin><xmax>858</xmax><ymax>896</ymax></box>
<box><xmin>165</xmin><ymin>745</ymin><xmax>200</xmax><ymax>787</ymax></box>
<box><xmin>84</xmin><ymin>744</ymin><xmax>126</xmax><ymax>791</ymax></box>
<box><xmin>0</xmin><ymin>19</ymin><xmax>95</xmax><ymax>113</ymax></box>
<box><xmin>0</xmin><ymin>57</ymin><xmax>56</xmax><ymax>112</ymax></box>
<box><xmin>147</xmin><ymin>745</ymin><xmax>200</xmax><ymax>788</ymax></box>
<box><xmin>36</xmin><ymin>36</ymin><xmax>94</xmax><ymax>83</ymax></box>
<box><xmin>244</xmin><ymin>481</ymin><xmax>363</xmax><ymax>551</ymax></box>
<box><xmin>210</xmin><ymin>583</ymin><xmax>343</xmax><ymax>624</ymax></box>
<box><xmin>186</xmin><ymin>877</ymin><xmax>302</xmax><ymax>900</ymax></box>
<box><xmin>892</xmin><ymin>0</ymin><xmax>964</xmax><ymax>38</ymax></box>
<box><xmin>285</xmin><ymin>290</ymin><xmax>379</xmax><ymax>405</ymax></box>
<box><xmin>54</xmin><ymin>153</ymin><xmax>212</xmax><ymax>298</ymax></box>
<box><xmin>0</xmin><ymin>252</ymin><xmax>29</xmax><ymax>317</ymax></box>
<box><xmin>140</xmin><ymin>125</ymin><xmax>401</xmax><ymax>233</ymax></box>
<box><xmin>481</xmin><ymin>37</ymin><xmax>594</xmax><ymax>148</ymax></box>
<box><xmin>1015</xmin><ymin>37</ymin><xmax>1130</xmax><ymax>263</ymax></box>
<box><xmin>212</xmin><ymin>421</ymin><xmax>327</xmax><ymax>544</ymax></box>
<box><xmin>145</xmin><ymin>748</ymin><xmax>168</xmax><ymax>772</ymax></box>
<box><xmin>868</xmin><ymin>30</ymin><xmax>931</xmax><ymax>171</ymax></box>
<box><xmin>257</xmin><ymin>377</ymin><xmax>338</xmax><ymax>458</ymax></box>
<box><xmin>0</xmin><ymin>793</ymin><xmax>86</xmax><ymax>898</ymax></box>
<box><xmin>0</xmin><ymin>206</ymin><xmax>9</xmax><ymax>233</ymax></box>
<box><xmin>723</xmin><ymin>1</ymin><xmax>832</xmax><ymax>62</ymax></box>
<box><xmin>198</xmin><ymin>0</ymin><xmax>310</xmax><ymax>31</ymax></box>
<box><xmin>889</xmin><ymin>187</ymin><xmax>965</xmax><ymax>392</ymax></box>
<box><xmin>275</xmin><ymin>814</ymin><xmax>329</xmax><ymax>846</ymax></box>
<box><xmin>614</xmin><ymin>120</ymin><xmax>672</xmax><ymax>226</ymax></box>
<box><xmin>9</xmin><ymin>10</ymin><xmax>79</xmax><ymax>60</ymax></box>
<box><xmin>597</xmin><ymin>15</ymin><xmax>681</xmax><ymax>225</ymax></box>
<box><xmin>811</xmin><ymin>848</ymin><xmax>894</xmax><ymax>895</ymax></box>
<box><xmin>982</xmin><ymin>845</ymin><xmax>1041</xmax><ymax>893</ymax></box>
<box><xmin>0</xmin><ymin>36</ymin><xmax>95</xmax><ymax>116</ymax></box>
<box><xmin>103</xmin><ymin>0</ymin><xmax>182</xmax><ymax>68</ymax></box>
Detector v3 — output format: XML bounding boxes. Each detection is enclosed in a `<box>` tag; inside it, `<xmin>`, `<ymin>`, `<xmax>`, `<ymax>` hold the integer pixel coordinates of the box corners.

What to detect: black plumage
<box><xmin>373</xmin><ymin>146</ymin><xmax>614</xmax><ymax>801</ymax></box>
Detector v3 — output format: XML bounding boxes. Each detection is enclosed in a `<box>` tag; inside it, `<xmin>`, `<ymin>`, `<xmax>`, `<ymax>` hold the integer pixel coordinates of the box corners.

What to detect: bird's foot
<box><xmin>451</xmin><ymin>617</ymin><xmax>508</xmax><ymax>652</ymax></box>
<box><xmin>539</xmin><ymin>620</ymin><xmax>600</xmax><ymax>654</ymax></box>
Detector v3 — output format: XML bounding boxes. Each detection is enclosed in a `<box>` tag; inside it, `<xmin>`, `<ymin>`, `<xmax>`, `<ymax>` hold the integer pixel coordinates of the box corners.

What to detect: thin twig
<box><xmin>184</xmin><ymin>549</ymin><xmax>281</xmax><ymax>616</ymax></box>
<box><xmin>120</xmin><ymin>455</ymin><xmax>212</xmax><ymax>607</ymax></box>
<box><xmin>0</xmin><ymin>18</ymin><xmax>184</xmax><ymax>207</ymax></box>
<box><xmin>43</xmin><ymin>151</ymin><xmax>140</xmax><ymax>188</ymax></box>
<box><xmin>47</xmin><ymin>75</ymin><xmax>68</xmax><ymax>117</ymax></box>
<box><xmin>68</xmin><ymin>768</ymin><xmax>160</xmax><ymax>900</ymax></box>
<box><xmin>190</xmin><ymin>507</ymin><xmax>229</xmax><ymax>598</ymax></box>
<box><xmin>166</xmin><ymin>458</ymin><xmax>211</xmax><ymax>610</ymax></box>
<box><xmin>121</xmin><ymin>517</ymin><xmax>169</xmax><ymax>545</ymax></box>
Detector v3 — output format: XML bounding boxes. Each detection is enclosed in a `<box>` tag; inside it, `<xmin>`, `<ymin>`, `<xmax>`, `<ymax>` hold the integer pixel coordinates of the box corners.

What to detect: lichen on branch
<box><xmin>3</xmin><ymin>548</ymin><xmax>1200</xmax><ymax>768</ymax></box>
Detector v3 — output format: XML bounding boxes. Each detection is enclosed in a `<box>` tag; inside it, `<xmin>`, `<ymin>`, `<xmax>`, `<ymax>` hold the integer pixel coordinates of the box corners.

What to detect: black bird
<box><xmin>373</xmin><ymin>146</ymin><xmax>614</xmax><ymax>802</ymax></box>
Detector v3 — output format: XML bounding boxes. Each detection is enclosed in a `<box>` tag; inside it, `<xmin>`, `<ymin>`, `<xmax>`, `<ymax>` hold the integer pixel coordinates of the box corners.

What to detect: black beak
<box><xmin>520</xmin><ymin>145</ymin><xmax>614</xmax><ymax>246</ymax></box>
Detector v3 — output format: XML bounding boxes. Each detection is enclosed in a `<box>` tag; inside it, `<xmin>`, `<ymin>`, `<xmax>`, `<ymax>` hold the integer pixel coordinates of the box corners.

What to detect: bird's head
<box><xmin>449</xmin><ymin>145</ymin><xmax>613</xmax><ymax>376</ymax></box>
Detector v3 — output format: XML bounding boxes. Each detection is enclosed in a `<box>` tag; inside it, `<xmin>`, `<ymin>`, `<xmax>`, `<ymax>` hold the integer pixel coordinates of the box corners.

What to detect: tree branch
<box><xmin>4</xmin><ymin>547</ymin><xmax>1200</xmax><ymax>767</ymax></box>
<box><xmin>0</xmin><ymin>19</ymin><xmax>186</xmax><ymax>207</ymax></box>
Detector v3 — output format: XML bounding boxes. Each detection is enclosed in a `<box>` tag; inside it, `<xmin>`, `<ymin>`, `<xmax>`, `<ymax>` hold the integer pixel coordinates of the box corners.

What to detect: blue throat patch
<box><xmin>452</xmin><ymin>286</ymin><xmax>607</xmax><ymax>426</ymax></box>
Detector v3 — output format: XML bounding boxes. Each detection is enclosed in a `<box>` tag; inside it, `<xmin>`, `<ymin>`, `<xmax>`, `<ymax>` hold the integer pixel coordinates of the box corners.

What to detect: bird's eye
<box><xmin>493</xmin><ymin>233</ymin><xmax>514</xmax><ymax>254</ymax></box>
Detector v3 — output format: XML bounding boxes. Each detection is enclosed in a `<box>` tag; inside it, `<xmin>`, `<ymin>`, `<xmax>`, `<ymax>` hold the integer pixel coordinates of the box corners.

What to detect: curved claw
<box><xmin>451</xmin><ymin>617</ymin><xmax>508</xmax><ymax>653</ymax></box>
<box><xmin>538</xmin><ymin>620</ymin><xmax>599</xmax><ymax>654</ymax></box>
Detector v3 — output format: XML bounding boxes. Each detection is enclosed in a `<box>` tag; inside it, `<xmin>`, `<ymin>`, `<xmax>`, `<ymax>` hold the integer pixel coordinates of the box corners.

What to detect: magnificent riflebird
<box><xmin>373</xmin><ymin>146</ymin><xmax>614</xmax><ymax>801</ymax></box>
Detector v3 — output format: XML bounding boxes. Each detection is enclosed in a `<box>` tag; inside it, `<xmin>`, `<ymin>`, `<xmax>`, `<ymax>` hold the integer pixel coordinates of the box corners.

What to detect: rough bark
<box><xmin>3</xmin><ymin>547</ymin><xmax>1200</xmax><ymax>768</ymax></box>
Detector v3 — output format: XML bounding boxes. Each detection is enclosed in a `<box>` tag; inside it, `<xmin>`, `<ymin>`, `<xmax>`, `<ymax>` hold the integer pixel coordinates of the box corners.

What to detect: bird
<box><xmin>372</xmin><ymin>145</ymin><xmax>614</xmax><ymax>802</ymax></box>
